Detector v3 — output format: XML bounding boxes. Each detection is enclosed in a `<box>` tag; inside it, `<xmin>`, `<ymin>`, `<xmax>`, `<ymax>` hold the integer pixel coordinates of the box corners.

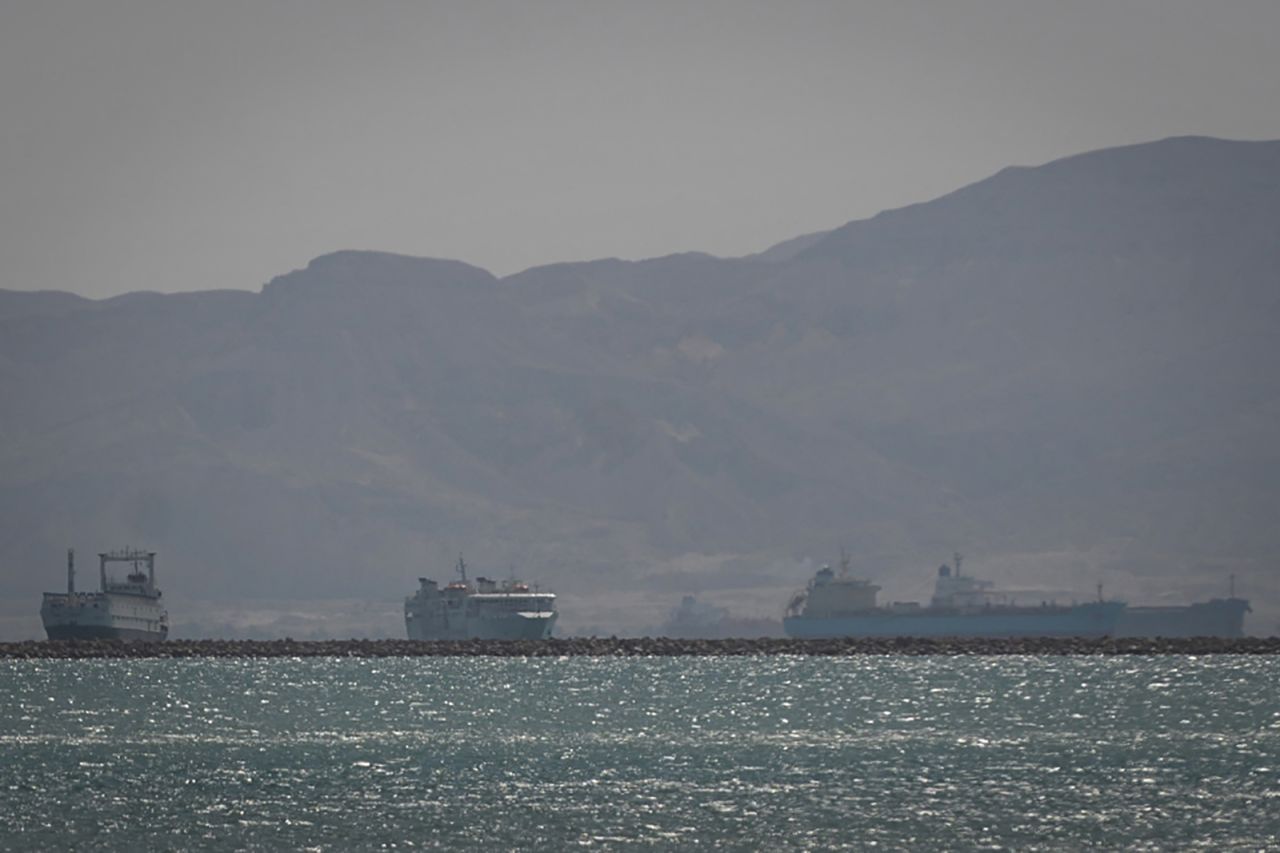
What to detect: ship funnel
<box><xmin>67</xmin><ymin>548</ymin><xmax>75</xmax><ymax>595</ymax></box>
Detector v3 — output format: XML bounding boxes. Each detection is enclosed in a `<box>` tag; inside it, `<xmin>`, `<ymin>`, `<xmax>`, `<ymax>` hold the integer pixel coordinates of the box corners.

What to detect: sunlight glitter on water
<box><xmin>1</xmin><ymin>656</ymin><xmax>1278</xmax><ymax>850</ymax></box>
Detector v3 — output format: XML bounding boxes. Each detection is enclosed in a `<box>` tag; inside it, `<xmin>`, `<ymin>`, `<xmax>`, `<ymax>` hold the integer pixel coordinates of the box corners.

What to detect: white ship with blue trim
<box><xmin>405</xmin><ymin>556</ymin><xmax>557</xmax><ymax>641</ymax></box>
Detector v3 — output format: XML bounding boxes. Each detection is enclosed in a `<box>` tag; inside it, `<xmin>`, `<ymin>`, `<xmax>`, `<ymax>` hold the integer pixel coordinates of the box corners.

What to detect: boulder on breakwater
<box><xmin>1</xmin><ymin>636</ymin><xmax>1278</xmax><ymax>659</ymax></box>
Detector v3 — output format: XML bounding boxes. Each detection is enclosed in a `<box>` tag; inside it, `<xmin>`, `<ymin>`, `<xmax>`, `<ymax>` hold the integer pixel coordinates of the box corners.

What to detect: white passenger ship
<box><xmin>405</xmin><ymin>556</ymin><xmax>557</xmax><ymax>640</ymax></box>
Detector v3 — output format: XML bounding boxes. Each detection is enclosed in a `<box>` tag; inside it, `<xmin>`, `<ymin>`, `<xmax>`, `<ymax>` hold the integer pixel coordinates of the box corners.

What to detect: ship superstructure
<box><xmin>40</xmin><ymin>548</ymin><xmax>169</xmax><ymax>641</ymax></box>
<box><xmin>783</xmin><ymin>552</ymin><xmax>1124</xmax><ymax>638</ymax></box>
<box><xmin>405</xmin><ymin>556</ymin><xmax>557</xmax><ymax>641</ymax></box>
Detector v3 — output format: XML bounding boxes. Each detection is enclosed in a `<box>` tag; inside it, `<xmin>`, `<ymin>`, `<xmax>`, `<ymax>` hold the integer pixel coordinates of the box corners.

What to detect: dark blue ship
<box><xmin>783</xmin><ymin>553</ymin><xmax>1124</xmax><ymax>639</ymax></box>
<box><xmin>1115</xmin><ymin>576</ymin><xmax>1250</xmax><ymax>637</ymax></box>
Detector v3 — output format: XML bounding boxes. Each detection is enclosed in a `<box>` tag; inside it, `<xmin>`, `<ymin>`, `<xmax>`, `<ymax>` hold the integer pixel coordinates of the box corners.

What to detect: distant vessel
<box><xmin>663</xmin><ymin>595</ymin><xmax>730</xmax><ymax>638</ymax></box>
<box><xmin>40</xmin><ymin>548</ymin><xmax>169</xmax><ymax>641</ymax></box>
<box><xmin>661</xmin><ymin>595</ymin><xmax>786</xmax><ymax>639</ymax></box>
<box><xmin>405</xmin><ymin>556</ymin><xmax>557</xmax><ymax>640</ymax></box>
<box><xmin>783</xmin><ymin>552</ymin><xmax>1124</xmax><ymax>638</ymax></box>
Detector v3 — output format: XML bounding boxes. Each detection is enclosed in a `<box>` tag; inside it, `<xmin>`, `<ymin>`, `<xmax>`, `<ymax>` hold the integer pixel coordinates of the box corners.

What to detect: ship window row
<box><xmin>473</xmin><ymin>598</ymin><xmax>553</xmax><ymax>611</ymax></box>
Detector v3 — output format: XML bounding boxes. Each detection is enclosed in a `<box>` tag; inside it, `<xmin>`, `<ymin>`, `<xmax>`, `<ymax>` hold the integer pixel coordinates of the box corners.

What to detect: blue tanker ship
<box><xmin>783</xmin><ymin>553</ymin><xmax>1125</xmax><ymax>639</ymax></box>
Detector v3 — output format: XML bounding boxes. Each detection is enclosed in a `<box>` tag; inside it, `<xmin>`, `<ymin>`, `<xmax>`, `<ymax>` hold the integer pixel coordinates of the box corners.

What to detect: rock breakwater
<box><xmin>2</xmin><ymin>636</ymin><xmax>1278</xmax><ymax>659</ymax></box>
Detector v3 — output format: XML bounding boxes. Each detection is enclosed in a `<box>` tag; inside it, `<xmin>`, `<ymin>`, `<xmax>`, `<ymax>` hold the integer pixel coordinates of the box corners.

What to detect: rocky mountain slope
<box><xmin>2</xmin><ymin>136</ymin><xmax>1277</xmax><ymax>637</ymax></box>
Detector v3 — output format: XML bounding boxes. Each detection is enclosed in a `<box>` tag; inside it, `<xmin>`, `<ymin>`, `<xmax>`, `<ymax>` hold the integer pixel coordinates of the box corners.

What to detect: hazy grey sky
<box><xmin>3</xmin><ymin>1</ymin><xmax>1279</xmax><ymax>298</ymax></box>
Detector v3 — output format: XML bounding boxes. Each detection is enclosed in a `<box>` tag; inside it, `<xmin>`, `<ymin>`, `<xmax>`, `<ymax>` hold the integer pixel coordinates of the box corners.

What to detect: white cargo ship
<box><xmin>405</xmin><ymin>556</ymin><xmax>557</xmax><ymax>640</ymax></box>
<box><xmin>40</xmin><ymin>548</ymin><xmax>169</xmax><ymax>641</ymax></box>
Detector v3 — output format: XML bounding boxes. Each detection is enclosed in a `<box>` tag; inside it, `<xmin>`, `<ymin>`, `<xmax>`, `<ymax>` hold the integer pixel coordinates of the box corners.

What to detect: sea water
<box><xmin>1</xmin><ymin>656</ymin><xmax>1277</xmax><ymax>850</ymax></box>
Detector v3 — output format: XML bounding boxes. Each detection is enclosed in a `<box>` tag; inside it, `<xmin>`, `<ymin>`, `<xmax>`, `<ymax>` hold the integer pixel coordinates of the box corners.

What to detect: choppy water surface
<box><xmin>1</xmin><ymin>656</ymin><xmax>1277</xmax><ymax>850</ymax></box>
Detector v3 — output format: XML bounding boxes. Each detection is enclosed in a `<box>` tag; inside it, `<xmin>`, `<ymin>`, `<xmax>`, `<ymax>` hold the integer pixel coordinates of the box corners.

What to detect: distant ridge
<box><xmin>1</xmin><ymin>135</ymin><xmax>1277</xmax><ymax>639</ymax></box>
<box><xmin>798</xmin><ymin>135</ymin><xmax>1280</xmax><ymax>266</ymax></box>
<box><xmin>264</xmin><ymin>250</ymin><xmax>497</xmax><ymax>297</ymax></box>
<box><xmin>747</xmin><ymin>230</ymin><xmax>831</xmax><ymax>264</ymax></box>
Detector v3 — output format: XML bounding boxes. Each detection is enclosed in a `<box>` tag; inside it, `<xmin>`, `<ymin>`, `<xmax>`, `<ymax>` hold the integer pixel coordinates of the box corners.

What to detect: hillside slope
<box><xmin>2</xmin><ymin>137</ymin><xmax>1277</xmax><ymax>636</ymax></box>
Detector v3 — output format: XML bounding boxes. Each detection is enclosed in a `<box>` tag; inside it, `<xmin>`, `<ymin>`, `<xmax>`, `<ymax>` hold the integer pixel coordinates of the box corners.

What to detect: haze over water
<box><xmin>2</xmin><ymin>656</ymin><xmax>1277</xmax><ymax>850</ymax></box>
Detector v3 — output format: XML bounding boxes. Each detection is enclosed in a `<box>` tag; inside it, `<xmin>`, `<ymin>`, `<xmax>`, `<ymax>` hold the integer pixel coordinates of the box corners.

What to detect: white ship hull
<box><xmin>41</xmin><ymin>592</ymin><xmax>169</xmax><ymax>641</ymax></box>
<box><xmin>405</xmin><ymin>608</ymin><xmax>557</xmax><ymax>641</ymax></box>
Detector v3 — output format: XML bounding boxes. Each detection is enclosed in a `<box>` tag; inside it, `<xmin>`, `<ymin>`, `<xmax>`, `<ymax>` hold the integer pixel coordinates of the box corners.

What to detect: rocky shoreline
<box><xmin>2</xmin><ymin>636</ymin><xmax>1279</xmax><ymax>659</ymax></box>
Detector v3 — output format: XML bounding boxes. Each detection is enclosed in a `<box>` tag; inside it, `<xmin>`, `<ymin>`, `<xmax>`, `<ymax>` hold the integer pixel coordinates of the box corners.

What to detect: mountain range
<box><xmin>2</xmin><ymin>135</ymin><xmax>1277</xmax><ymax>637</ymax></box>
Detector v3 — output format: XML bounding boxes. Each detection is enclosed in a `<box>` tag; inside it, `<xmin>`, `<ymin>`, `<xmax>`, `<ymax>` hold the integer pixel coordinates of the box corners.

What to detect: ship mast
<box><xmin>839</xmin><ymin>547</ymin><xmax>851</xmax><ymax>577</ymax></box>
<box><xmin>456</xmin><ymin>553</ymin><xmax>468</xmax><ymax>583</ymax></box>
<box><xmin>67</xmin><ymin>548</ymin><xmax>75</xmax><ymax>595</ymax></box>
<box><xmin>953</xmin><ymin>552</ymin><xmax>964</xmax><ymax>577</ymax></box>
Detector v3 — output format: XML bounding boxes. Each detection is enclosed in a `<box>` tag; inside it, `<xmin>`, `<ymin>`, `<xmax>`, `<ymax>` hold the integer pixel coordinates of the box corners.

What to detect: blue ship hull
<box><xmin>1116</xmin><ymin>599</ymin><xmax>1249</xmax><ymax>638</ymax></box>
<box><xmin>783</xmin><ymin>601</ymin><xmax>1125</xmax><ymax>639</ymax></box>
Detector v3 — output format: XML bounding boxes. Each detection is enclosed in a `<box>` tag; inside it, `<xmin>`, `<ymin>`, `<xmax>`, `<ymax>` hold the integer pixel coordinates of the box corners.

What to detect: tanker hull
<box><xmin>1116</xmin><ymin>599</ymin><xmax>1249</xmax><ymax>638</ymax></box>
<box><xmin>784</xmin><ymin>601</ymin><xmax>1125</xmax><ymax>639</ymax></box>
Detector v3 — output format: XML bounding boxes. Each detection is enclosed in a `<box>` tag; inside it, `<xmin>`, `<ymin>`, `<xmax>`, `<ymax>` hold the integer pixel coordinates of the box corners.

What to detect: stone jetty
<box><xmin>1</xmin><ymin>636</ymin><xmax>1278</xmax><ymax>659</ymax></box>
